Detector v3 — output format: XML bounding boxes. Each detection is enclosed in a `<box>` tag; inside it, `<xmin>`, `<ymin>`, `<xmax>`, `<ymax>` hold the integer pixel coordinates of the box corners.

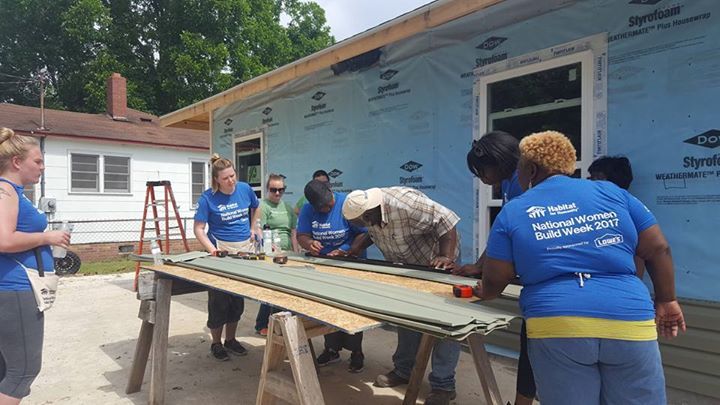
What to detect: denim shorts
<box><xmin>528</xmin><ymin>337</ymin><xmax>666</xmax><ymax>405</ymax></box>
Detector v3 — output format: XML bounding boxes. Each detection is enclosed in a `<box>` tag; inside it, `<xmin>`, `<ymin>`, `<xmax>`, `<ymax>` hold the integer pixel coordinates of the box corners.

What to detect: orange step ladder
<box><xmin>133</xmin><ymin>180</ymin><xmax>190</xmax><ymax>290</ymax></box>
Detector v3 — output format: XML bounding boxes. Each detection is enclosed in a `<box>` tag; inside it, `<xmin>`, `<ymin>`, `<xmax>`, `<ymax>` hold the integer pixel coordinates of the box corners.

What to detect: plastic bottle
<box><xmin>272</xmin><ymin>229</ymin><xmax>282</xmax><ymax>253</ymax></box>
<box><xmin>262</xmin><ymin>225</ymin><xmax>273</xmax><ymax>255</ymax></box>
<box><xmin>150</xmin><ymin>239</ymin><xmax>162</xmax><ymax>265</ymax></box>
<box><xmin>52</xmin><ymin>221</ymin><xmax>71</xmax><ymax>258</ymax></box>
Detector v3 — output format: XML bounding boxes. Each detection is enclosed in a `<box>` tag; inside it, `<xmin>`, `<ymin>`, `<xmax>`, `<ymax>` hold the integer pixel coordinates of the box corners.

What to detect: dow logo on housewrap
<box><xmin>628</xmin><ymin>0</ymin><xmax>663</xmax><ymax>5</ymax></box>
<box><xmin>380</xmin><ymin>69</ymin><xmax>398</xmax><ymax>81</ymax></box>
<box><xmin>223</xmin><ymin>118</ymin><xmax>234</xmax><ymax>134</ymax></box>
<box><xmin>327</xmin><ymin>169</ymin><xmax>345</xmax><ymax>189</ymax></box>
<box><xmin>305</xmin><ymin>91</ymin><xmax>334</xmax><ymax>119</ymax></box>
<box><xmin>369</xmin><ymin>69</ymin><xmax>411</xmax><ymax>102</ymax></box>
<box><xmin>684</xmin><ymin>130</ymin><xmax>720</xmax><ymax>149</ymax></box>
<box><xmin>399</xmin><ymin>161</ymin><xmax>435</xmax><ymax>190</ymax></box>
<box><xmin>260</xmin><ymin>106</ymin><xmax>278</xmax><ymax>127</ymax></box>
<box><xmin>262</xmin><ymin>107</ymin><xmax>272</xmax><ymax>115</ymax></box>
<box><xmin>476</xmin><ymin>36</ymin><xmax>507</xmax><ymax>51</ymax></box>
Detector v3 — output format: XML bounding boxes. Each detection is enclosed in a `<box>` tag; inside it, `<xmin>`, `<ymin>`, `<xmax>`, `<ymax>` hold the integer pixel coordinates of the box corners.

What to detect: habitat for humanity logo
<box><xmin>526</xmin><ymin>206</ymin><xmax>547</xmax><ymax>219</ymax></box>
<box><xmin>594</xmin><ymin>233</ymin><xmax>624</xmax><ymax>248</ymax></box>
<box><xmin>400</xmin><ymin>161</ymin><xmax>422</xmax><ymax>172</ymax></box>
<box><xmin>684</xmin><ymin>130</ymin><xmax>720</xmax><ymax>149</ymax></box>
<box><xmin>305</xmin><ymin>91</ymin><xmax>334</xmax><ymax>119</ymax></box>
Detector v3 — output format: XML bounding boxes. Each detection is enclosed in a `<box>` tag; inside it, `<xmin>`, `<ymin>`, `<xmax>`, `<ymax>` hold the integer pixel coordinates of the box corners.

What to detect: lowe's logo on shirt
<box><xmin>526</xmin><ymin>206</ymin><xmax>547</xmax><ymax>219</ymax></box>
<box><xmin>594</xmin><ymin>233</ymin><xmax>624</xmax><ymax>248</ymax></box>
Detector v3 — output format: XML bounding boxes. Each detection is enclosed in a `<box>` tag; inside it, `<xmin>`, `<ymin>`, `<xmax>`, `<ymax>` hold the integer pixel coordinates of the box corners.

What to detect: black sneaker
<box><xmin>316</xmin><ymin>349</ymin><xmax>340</xmax><ymax>366</ymax></box>
<box><xmin>211</xmin><ymin>342</ymin><xmax>230</xmax><ymax>361</ymax></box>
<box><xmin>423</xmin><ymin>389</ymin><xmax>457</xmax><ymax>405</ymax></box>
<box><xmin>224</xmin><ymin>339</ymin><xmax>248</xmax><ymax>356</ymax></box>
<box><xmin>374</xmin><ymin>370</ymin><xmax>409</xmax><ymax>387</ymax></box>
<box><xmin>348</xmin><ymin>351</ymin><xmax>364</xmax><ymax>373</ymax></box>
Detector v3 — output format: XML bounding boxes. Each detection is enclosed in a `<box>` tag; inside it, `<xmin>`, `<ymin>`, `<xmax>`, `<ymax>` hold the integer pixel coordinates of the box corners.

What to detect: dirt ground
<box><xmin>25</xmin><ymin>273</ymin><xmax>716</xmax><ymax>405</ymax></box>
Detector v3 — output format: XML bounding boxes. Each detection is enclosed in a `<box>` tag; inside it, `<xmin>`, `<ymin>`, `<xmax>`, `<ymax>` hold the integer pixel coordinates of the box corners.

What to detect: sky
<box><xmin>311</xmin><ymin>0</ymin><xmax>434</xmax><ymax>41</ymax></box>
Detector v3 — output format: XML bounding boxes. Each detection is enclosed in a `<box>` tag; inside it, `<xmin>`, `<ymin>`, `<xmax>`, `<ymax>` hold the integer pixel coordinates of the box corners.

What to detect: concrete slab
<box><xmin>25</xmin><ymin>273</ymin><xmax>716</xmax><ymax>404</ymax></box>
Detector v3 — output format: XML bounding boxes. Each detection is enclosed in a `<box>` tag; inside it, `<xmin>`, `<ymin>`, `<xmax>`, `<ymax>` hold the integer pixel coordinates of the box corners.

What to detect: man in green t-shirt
<box><xmin>294</xmin><ymin>169</ymin><xmax>330</xmax><ymax>215</ymax></box>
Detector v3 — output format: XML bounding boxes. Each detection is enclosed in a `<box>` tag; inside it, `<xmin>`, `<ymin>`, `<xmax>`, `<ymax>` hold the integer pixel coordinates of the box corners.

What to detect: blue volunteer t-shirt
<box><xmin>487</xmin><ymin>176</ymin><xmax>657</xmax><ymax>325</ymax></box>
<box><xmin>194</xmin><ymin>182</ymin><xmax>259</xmax><ymax>243</ymax></box>
<box><xmin>0</xmin><ymin>178</ymin><xmax>54</xmax><ymax>291</ymax></box>
<box><xmin>297</xmin><ymin>192</ymin><xmax>367</xmax><ymax>255</ymax></box>
<box><xmin>501</xmin><ymin>170</ymin><xmax>523</xmax><ymax>204</ymax></box>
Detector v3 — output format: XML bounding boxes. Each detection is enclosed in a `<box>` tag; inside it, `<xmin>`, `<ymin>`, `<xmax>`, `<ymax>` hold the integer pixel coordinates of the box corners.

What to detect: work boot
<box><xmin>374</xmin><ymin>370</ymin><xmax>409</xmax><ymax>387</ymax></box>
<box><xmin>348</xmin><ymin>351</ymin><xmax>364</xmax><ymax>373</ymax></box>
<box><xmin>224</xmin><ymin>339</ymin><xmax>248</xmax><ymax>356</ymax></box>
<box><xmin>316</xmin><ymin>348</ymin><xmax>340</xmax><ymax>366</ymax></box>
<box><xmin>210</xmin><ymin>342</ymin><xmax>230</xmax><ymax>361</ymax></box>
<box><xmin>424</xmin><ymin>389</ymin><xmax>457</xmax><ymax>405</ymax></box>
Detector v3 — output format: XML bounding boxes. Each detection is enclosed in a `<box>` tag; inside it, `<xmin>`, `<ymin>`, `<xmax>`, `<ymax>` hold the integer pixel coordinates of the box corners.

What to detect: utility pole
<box><xmin>38</xmin><ymin>70</ymin><xmax>47</xmax><ymax>131</ymax></box>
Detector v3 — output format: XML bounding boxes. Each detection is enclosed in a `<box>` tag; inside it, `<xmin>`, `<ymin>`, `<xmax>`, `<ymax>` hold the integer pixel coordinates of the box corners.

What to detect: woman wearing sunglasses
<box><xmin>254</xmin><ymin>174</ymin><xmax>298</xmax><ymax>336</ymax></box>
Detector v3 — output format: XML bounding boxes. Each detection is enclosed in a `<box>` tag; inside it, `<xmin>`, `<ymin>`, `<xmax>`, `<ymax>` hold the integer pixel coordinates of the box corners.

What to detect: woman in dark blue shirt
<box><xmin>0</xmin><ymin>128</ymin><xmax>70</xmax><ymax>402</ymax></box>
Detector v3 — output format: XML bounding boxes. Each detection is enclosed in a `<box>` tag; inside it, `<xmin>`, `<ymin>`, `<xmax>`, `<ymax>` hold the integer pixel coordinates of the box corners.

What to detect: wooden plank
<box><xmin>125</xmin><ymin>320</ymin><xmax>154</xmax><ymax>394</ymax></box>
<box><xmin>137</xmin><ymin>271</ymin><xmax>156</xmax><ymax>300</ymax></box>
<box><xmin>277</xmin><ymin>313</ymin><xmax>325</xmax><ymax>405</ymax></box>
<box><xmin>149</xmin><ymin>277</ymin><xmax>172</xmax><ymax>405</ymax></box>
<box><xmin>159</xmin><ymin>0</ymin><xmax>506</xmax><ymax>128</ymax></box>
<box><xmin>148</xmin><ymin>264</ymin><xmax>380</xmax><ymax>333</ymax></box>
<box><xmin>467</xmin><ymin>334</ymin><xmax>504</xmax><ymax>405</ymax></box>
<box><xmin>402</xmin><ymin>334</ymin><xmax>436</xmax><ymax>405</ymax></box>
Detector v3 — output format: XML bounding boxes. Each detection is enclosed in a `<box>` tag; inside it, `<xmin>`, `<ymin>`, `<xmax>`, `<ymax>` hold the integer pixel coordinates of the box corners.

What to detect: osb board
<box><xmin>141</xmin><ymin>264</ymin><xmax>380</xmax><ymax>334</ymax></box>
<box><xmin>291</xmin><ymin>259</ymin><xmax>475</xmax><ymax>301</ymax></box>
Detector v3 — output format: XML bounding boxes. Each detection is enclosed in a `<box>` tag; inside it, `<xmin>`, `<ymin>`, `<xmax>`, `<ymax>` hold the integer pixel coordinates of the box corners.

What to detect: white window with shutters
<box><xmin>69</xmin><ymin>152</ymin><xmax>131</xmax><ymax>194</ymax></box>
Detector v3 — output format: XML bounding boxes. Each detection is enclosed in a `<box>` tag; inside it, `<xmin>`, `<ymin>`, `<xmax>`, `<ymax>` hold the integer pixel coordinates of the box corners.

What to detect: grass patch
<box><xmin>79</xmin><ymin>258</ymin><xmax>135</xmax><ymax>275</ymax></box>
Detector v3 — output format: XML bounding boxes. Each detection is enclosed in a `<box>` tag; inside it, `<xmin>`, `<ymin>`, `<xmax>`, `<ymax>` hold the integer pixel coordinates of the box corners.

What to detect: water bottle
<box><xmin>150</xmin><ymin>239</ymin><xmax>162</xmax><ymax>265</ymax></box>
<box><xmin>272</xmin><ymin>229</ymin><xmax>282</xmax><ymax>253</ymax></box>
<box><xmin>52</xmin><ymin>221</ymin><xmax>71</xmax><ymax>258</ymax></box>
<box><xmin>262</xmin><ymin>225</ymin><xmax>273</xmax><ymax>255</ymax></box>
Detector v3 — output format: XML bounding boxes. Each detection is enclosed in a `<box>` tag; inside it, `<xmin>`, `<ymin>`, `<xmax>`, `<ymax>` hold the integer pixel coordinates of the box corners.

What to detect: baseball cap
<box><xmin>343</xmin><ymin>188</ymin><xmax>382</xmax><ymax>220</ymax></box>
<box><xmin>304</xmin><ymin>179</ymin><xmax>334</xmax><ymax>211</ymax></box>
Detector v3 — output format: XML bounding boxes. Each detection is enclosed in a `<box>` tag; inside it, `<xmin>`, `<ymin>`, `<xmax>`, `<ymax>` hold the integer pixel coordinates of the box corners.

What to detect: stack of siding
<box><xmin>147</xmin><ymin>252</ymin><xmax>516</xmax><ymax>340</ymax></box>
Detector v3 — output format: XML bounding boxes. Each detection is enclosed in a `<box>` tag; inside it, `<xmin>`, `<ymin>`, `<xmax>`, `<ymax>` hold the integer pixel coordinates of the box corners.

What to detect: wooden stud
<box><xmin>149</xmin><ymin>277</ymin><xmax>172</xmax><ymax>405</ymax></box>
<box><xmin>125</xmin><ymin>319</ymin><xmax>154</xmax><ymax>394</ymax></box>
<box><xmin>467</xmin><ymin>334</ymin><xmax>503</xmax><ymax>405</ymax></box>
<box><xmin>403</xmin><ymin>334</ymin><xmax>437</xmax><ymax>405</ymax></box>
<box><xmin>137</xmin><ymin>300</ymin><xmax>156</xmax><ymax>324</ymax></box>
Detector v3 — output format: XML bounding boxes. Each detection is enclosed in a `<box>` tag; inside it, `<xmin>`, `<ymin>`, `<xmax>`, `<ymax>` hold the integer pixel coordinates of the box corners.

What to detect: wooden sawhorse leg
<box><xmin>402</xmin><ymin>334</ymin><xmax>437</xmax><ymax>405</ymax></box>
<box><xmin>149</xmin><ymin>277</ymin><xmax>172</xmax><ymax>405</ymax></box>
<box><xmin>467</xmin><ymin>334</ymin><xmax>503</xmax><ymax>405</ymax></box>
<box><xmin>256</xmin><ymin>312</ymin><xmax>335</xmax><ymax>405</ymax></box>
<box><xmin>401</xmin><ymin>333</ymin><xmax>503</xmax><ymax>405</ymax></box>
<box><xmin>126</xmin><ymin>319</ymin><xmax>154</xmax><ymax>394</ymax></box>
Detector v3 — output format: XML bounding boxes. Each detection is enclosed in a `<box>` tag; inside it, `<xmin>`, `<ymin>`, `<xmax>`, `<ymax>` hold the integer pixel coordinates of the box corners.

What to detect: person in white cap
<box><xmin>342</xmin><ymin>187</ymin><xmax>460</xmax><ymax>405</ymax></box>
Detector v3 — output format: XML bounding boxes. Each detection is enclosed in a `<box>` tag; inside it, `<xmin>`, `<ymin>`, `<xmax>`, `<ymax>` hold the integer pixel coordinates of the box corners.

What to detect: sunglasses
<box><xmin>269</xmin><ymin>187</ymin><xmax>286</xmax><ymax>194</ymax></box>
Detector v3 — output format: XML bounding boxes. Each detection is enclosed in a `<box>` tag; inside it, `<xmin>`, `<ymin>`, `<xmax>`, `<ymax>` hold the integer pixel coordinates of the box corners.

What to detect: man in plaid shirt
<box><xmin>342</xmin><ymin>187</ymin><xmax>461</xmax><ymax>405</ymax></box>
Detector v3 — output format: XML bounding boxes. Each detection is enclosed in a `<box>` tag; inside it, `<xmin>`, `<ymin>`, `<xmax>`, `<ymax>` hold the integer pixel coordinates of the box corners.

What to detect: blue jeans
<box><xmin>254</xmin><ymin>304</ymin><xmax>279</xmax><ymax>331</ymax></box>
<box><xmin>528</xmin><ymin>338</ymin><xmax>666</xmax><ymax>405</ymax></box>
<box><xmin>392</xmin><ymin>328</ymin><xmax>461</xmax><ymax>391</ymax></box>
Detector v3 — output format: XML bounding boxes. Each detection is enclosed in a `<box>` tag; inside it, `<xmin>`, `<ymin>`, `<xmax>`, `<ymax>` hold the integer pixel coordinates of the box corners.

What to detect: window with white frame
<box><xmin>70</xmin><ymin>153</ymin><xmax>131</xmax><ymax>193</ymax></box>
<box><xmin>191</xmin><ymin>161</ymin><xmax>207</xmax><ymax>209</ymax></box>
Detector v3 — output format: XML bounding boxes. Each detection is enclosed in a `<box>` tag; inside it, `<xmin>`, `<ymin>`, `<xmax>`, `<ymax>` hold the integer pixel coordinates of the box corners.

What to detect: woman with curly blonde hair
<box><xmin>476</xmin><ymin>131</ymin><xmax>685</xmax><ymax>405</ymax></box>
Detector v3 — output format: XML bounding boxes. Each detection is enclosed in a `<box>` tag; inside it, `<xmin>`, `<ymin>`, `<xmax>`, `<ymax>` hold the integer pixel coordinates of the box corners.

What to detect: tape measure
<box><xmin>452</xmin><ymin>284</ymin><xmax>473</xmax><ymax>298</ymax></box>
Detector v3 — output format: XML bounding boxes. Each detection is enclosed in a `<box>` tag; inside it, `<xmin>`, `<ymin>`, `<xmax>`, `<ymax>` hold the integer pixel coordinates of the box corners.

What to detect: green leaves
<box><xmin>0</xmin><ymin>0</ymin><xmax>334</xmax><ymax>115</ymax></box>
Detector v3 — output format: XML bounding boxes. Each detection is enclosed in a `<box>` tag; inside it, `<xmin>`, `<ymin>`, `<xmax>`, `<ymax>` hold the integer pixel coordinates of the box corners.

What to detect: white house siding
<box><xmin>39</xmin><ymin>138</ymin><xmax>208</xmax><ymax>243</ymax></box>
